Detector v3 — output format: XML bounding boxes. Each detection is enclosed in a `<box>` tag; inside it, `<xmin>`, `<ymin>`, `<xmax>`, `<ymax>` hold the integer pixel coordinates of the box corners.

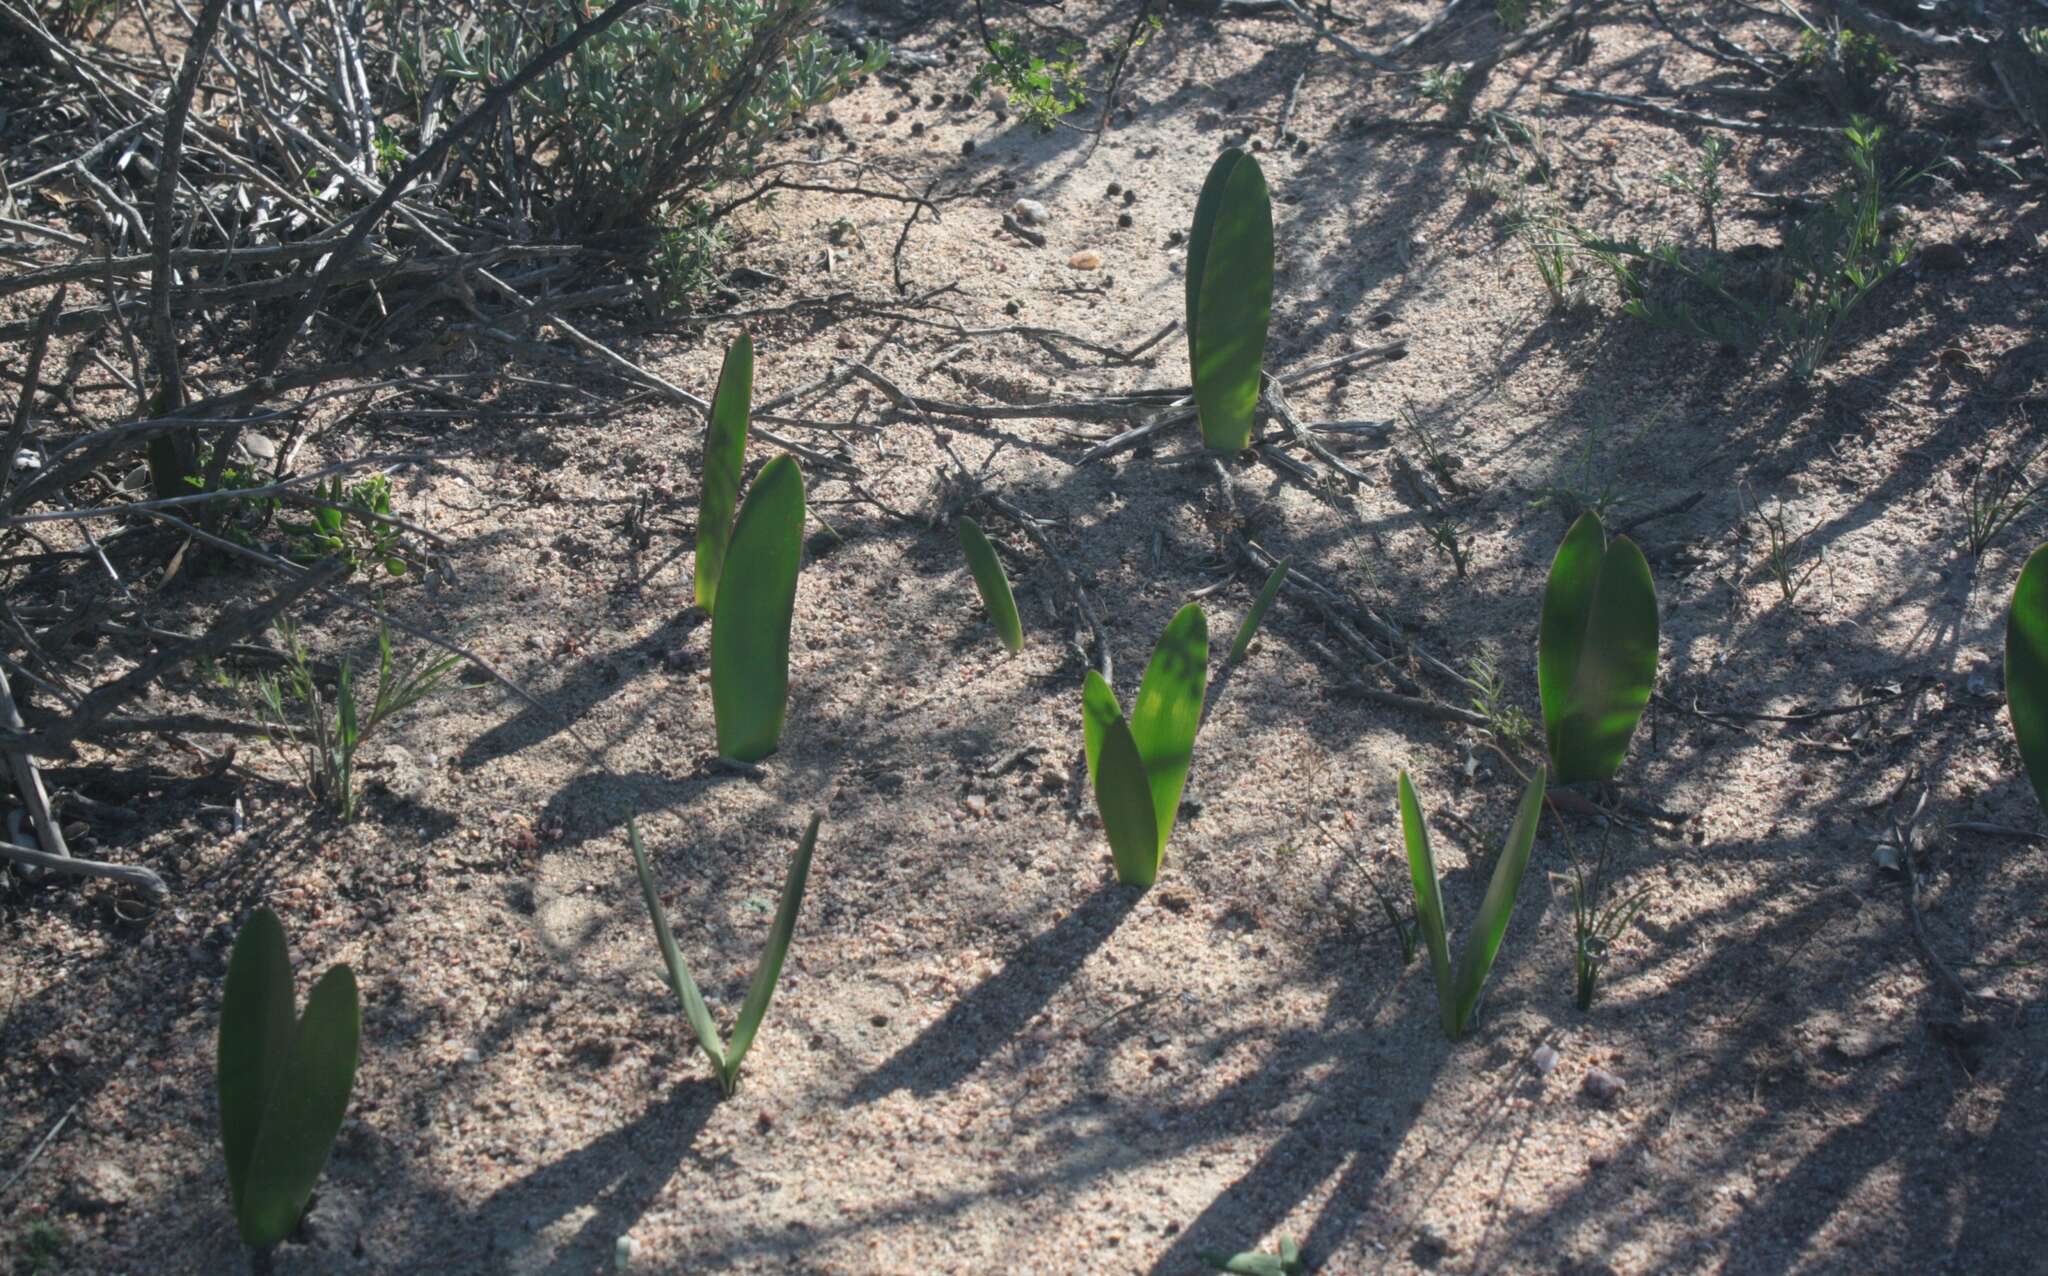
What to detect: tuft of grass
<box><xmin>1562</xmin><ymin>824</ymin><xmax>1650</xmax><ymax>1010</ymax></box>
<box><xmin>1739</xmin><ymin>484</ymin><xmax>1827</xmax><ymax>606</ymax></box>
<box><xmin>1962</xmin><ymin>434</ymin><xmax>2046</xmax><ymax>559</ymax></box>
<box><xmin>628</xmin><ymin>813</ymin><xmax>821</xmax><ymax>1096</ymax></box>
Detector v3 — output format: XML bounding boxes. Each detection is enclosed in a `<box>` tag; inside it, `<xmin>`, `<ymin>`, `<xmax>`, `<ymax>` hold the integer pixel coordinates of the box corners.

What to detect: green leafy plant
<box><xmin>2005</xmin><ymin>542</ymin><xmax>2048</xmax><ymax>814</ymax></box>
<box><xmin>1201</xmin><ymin>1234</ymin><xmax>1305</xmax><ymax>1275</ymax></box>
<box><xmin>1466</xmin><ymin>652</ymin><xmax>1535</xmax><ymax>755</ymax></box>
<box><xmin>1538</xmin><ymin>512</ymin><xmax>1658</xmax><ymax>785</ymax></box>
<box><xmin>1399</xmin><ymin>765</ymin><xmax>1547</xmax><ymax>1040</ymax></box>
<box><xmin>1563</xmin><ymin>824</ymin><xmax>1649</xmax><ymax>1009</ymax></box>
<box><xmin>1082</xmin><ymin>604</ymin><xmax>1209</xmax><ymax>888</ymax></box>
<box><xmin>254</xmin><ymin>621</ymin><xmax>461</xmax><ymax>821</ymax></box>
<box><xmin>974</xmin><ymin>30</ymin><xmax>1088</xmax><ymax>127</ymax></box>
<box><xmin>1227</xmin><ymin>559</ymin><xmax>1287</xmax><ymax>663</ymax></box>
<box><xmin>628</xmin><ymin>812</ymin><xmax>820</xmax><ymax>1096</ymax></box>
<box><xmin>1962</xmin><ymin>435</ymin><xmax>2046</xmax><ymax>558</ymax></box>
<box><xmin>217</xmin><ymin>907</ymin><xmax>360</xmax><ymax>1253</ymax></box>
<box><xmin>1658</xmin><ymin>133</ymin><xmax>1728</xmax><ymax>253</ymax></box>
<box><xmin>1511</xmin><ymin>202</ymin><xmax>1580</xmax><ymax>313</ymax></box>
<box><xmin>1187</xmin><ymin>149</ymin><xmax>1273</xmax><ymax>453</ymax></box>
<box><xmin>694</xmin><ymin>332</ymin><xmax>754</xmax><ymax>613</ymax></box>
<box><xmin>711</xmin><ymin>454</ymin><xmax>805</xmax><ymax>762</ymax></box>
<box><xmin>12</xmin><ymin>1221</ymin><xmax>67</xmax><ymax>1275</ymax></box>
<box><xmin>956</xmin><ymin>516</ymin><xmax>1023</xmax><ymax>653</ymax></box>
<box><xmin>282</xmin><ymin>474</ymin><xmax>409</xmax><ymax>579</ymax></box>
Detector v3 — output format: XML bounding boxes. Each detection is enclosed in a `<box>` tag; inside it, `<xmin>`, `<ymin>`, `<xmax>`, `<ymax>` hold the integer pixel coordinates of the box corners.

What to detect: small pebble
<box><xmin>1010</xmin><ymin>198</ymin><xmax>1051</xmax><ymax>226</ymax></box>
<box><xmin>1532</xmin><ymin>1043</ymin><xmax>1559</xmax><ymax>1076</ymax></box>
<box><xmin>1105</xmin><ymin>181</ymin><xmax>1122</xmax><ymax>198</ymax></box>
<box><xmin>1117</xmin><ymin>213</ymin><xmax>1133</xmax><ymax>229</ymax></box>
<box><xmin>1067</xmin><ymin>249</ymin><xmax>1104</xmax><ymax>270</ymax></box>
<box><xmin>1582</xmin><ymin>1065</ymin><xmax>1625</xmax><ymax>1104</ymax></box>
<box><xmin>960</xmin><ymin>138</ymin><xmax>976</xmax><ymax>155</ymax></box>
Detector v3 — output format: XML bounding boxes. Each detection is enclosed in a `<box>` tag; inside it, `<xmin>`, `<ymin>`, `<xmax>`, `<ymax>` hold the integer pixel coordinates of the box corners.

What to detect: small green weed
<box><xmin>1466</xmin><ymin>652</ymin><xmax>1536</xmax><ymax>755</ymax></box>
<box><xmin>283</xmin><ymin>475</ymin><xmax>411</xmax><ymax>579</ymax></box>
<box><xmin>1739</xmin><ymin>484</ymin><xmax>1827</xmax><ymax>606</ymax></box>
<box><xmin>1561</xmin><ymin>824</ymin><xmax>1650</xmax><ymax>1010</ymax></box>
<box><xmin>1658</xmin><ymin>133</ymin><xmax>1727</xmax><ymax>253</ymax></box>
<box><xmin>975</xmin><ymin>30</ymin><xmax>1089</xmax><ymax>127</ymax></box>
<box><xmin>13</xmin><ymin>1221</ymin><xmax>66</xmax><ymax>1276</ymax></box>
<box><xmin>1961</xmin><ymin>432</ymin><xmax>2046</xmax><ymax>559</ymax></box>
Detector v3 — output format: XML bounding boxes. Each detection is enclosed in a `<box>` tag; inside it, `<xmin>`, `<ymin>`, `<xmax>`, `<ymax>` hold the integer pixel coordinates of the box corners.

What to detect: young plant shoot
<box><xmin>629</xmin><ymin>813</ymin><xmax>821</xmax><ymax>1096</ymax></box>
<box><xmin>1228</xmin><ymin>559</ymin><xmax>1288</xmax><ymax>664</ymax></box>
<box><xmin>1187</xmin><ymin>148</ymin><xmax>1273</xmax><ymax>452</ymax></box>
<box><xmin>1539</xmin><ymin>512</ymin><xmax>1659</xmax><ymax>784</ymax></box>
<box><xmin>710</xmin><ymin>454</ymin><xmax>805</xmax><ymax>762</ymax></box>
<box><xmin>1083</xmin><ymin>603</ymin><xmax>1209</xmax><ymax>887</ymax></box>
<box><xmin>693</xmin><ymin>331</ymin><xmax>754</xmax><ymax>612</ymax></box>
<box><xmin>957</xmin><ymin>516</ymin><xmax>1024</xmax><ymax>653</ymax></box>
<box><xmin>2006</xmin><ymin>542</ymin><xmax>2048</xmax><ymax>814</ymax></box>
<box><xmin>1399</xmin><ymin>765</ymin><xmax>1547</xmax><ymax>1039</ymax></box>
<box><xmin>217</xmin><ymin>908</ymin><xmax>360</xmax><ymax>1252</ymax></box>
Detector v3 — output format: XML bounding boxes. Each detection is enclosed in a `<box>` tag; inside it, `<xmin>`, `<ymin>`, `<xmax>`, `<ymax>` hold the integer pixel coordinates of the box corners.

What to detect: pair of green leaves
<box><xmin>1399</xmin><ymin>766</ymin><xmax>1548</xmax><ymax>1040</ymax></box>
<box><xmin>2006</xmin><ymin>543</ymin><xmax>2048</xmax><ymax>814</ymax></box>
<box><xmin>1538</xmin><ymin>512</ymin><xmax>1659</xmax><ymax>784</ymax></box>
<box><xmin>217</xmin><ymin>908</ymin><xmax>360</xmax><ymax>1250</ymax></box>
<box><xmin>1187</xmin><ymin>149</ymin><xmax>1274</xmax><ymax>453</ymax></box>
<box><xmin>1082</xmin><ymin>604</ymin><xmax>1209</xmax><ymax>887</ymax></box>
<box><xmin>695</xmin><ymin>332</ymin><xmax>807</xmax><ymax>762</ymax></box>
<box><xmin>957</xmin><ymin>517</ymin><xmax>1023</xmax><ymax>653</ymax></box>
<box><xmin>628</xmin><ymin>813</ymin><xmax>821</xmax><ymax>1096</ymax></box>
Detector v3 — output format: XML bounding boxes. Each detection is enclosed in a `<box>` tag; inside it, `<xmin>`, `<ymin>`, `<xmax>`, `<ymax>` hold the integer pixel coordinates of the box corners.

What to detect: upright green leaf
<box><xmin>1095</xmin><ymin>714</ymin><xmax>1162</xmax><ymax>886</ymax></box>
<box><xmin>724</xmin><ymin>813</ymin><xmax>822</xmax><ymax>1082</ymax></box>
<box><xmin>1449</xmin><ymin>765</ymin><xmax>1547</xmax><ymax>1033</ymax></box>
<box><xmin>1188</xmin><ymin>150</ymin><xmax>1273</xmax><ymax>452</ymax></box>
<box><xmin>237</xmin><ymin>966</ymin><xmax>359</xmax><ymax>1249</ymax></box>
<box><xmin>694</xmin><ymin>332</ymin><xmax>754</xmax><ymax>612</ymax></box>
<box><xmin>218</xmin><ymin>909</ymin><xmax>294</xmax><ymax>1218</ymax></box>
<box><xmin>1228</xmin><ymin>560</ymin><xmax>1288</xmax><ymax>663</ymax></box>
<box><xmin>2007</xmin><ymin>543</ymin><xmax>2048</xmax><ymax>813</ymax></box>
<box><xmin>1081</xmin><ymin>668</ymin><xmax>1125</xmax><ymax>788</ymax></box>
<box><xmin>1129</xmin><ymin>603</ymin><xmax>1209</xmax><ymax>858</ymax></box>
<box><xmin>628</xmin><ymin>817</ymin><xmax>726</xmax><ymax>1077</ymax></box>
<box><xmin>711</xmin><ymin>454</ymin><xmax>805</xmax><ymax>762</ymax></box>
<box><xmin>1398</xmin><ymin>771</ymin><xmax>1456</xmax><ymax>1036</ymax></box>
<box><xmin>1540</xmin><ymin>513</ymin><xmax>1659</xmax><ymax>784</ymax></box>
<box><xmin>956</xmin><ymin>517</ymin><xmax>1023</xmax><ymax>653</ymax></box>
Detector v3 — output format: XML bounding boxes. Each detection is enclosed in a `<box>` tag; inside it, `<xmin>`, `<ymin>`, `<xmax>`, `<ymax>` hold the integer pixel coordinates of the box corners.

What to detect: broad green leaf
<box><xmin>711</xmin><ymin>455</ymin><xmax>805</xmax><ymax>762</ymax></box>
<box><xmin>1398</xmin><ymin>771</ymin><xmax>1456</xmax><ymax>1036</ymax></box>
<box><xmin>1129</xmin><ymin>603</ymin><xmax>1209</xmax><ymax>859</ymax></box>
<box><xmin>218</xmin><ymin>908</ymin><xmax>294</xmax><ymax>1217</ymax></box>
<box><xmin>2007</xmin><ymin>543</ymin><xmax>2048</xmax><ymax>813</ymax></box>
<box><xmin>1184</xmin><ymin>150</ymin><xmax>1244</xmax><ymax>360</ymax></box>
<box><xmin>629</xmin><ymin>818</ymin><xmax>727</xmax><ymax>1077</ymax></box>
<box><xmin>694</xmin><ymin>332</ymin><xmax>753</xmax><ymax>612</ymax></box>
<box><xmin>1540</xmin><ymin>513</ymin><xmax>1659</xmax><ymax>784</ymax></box>
<box><xmin>1189</xmin><ymin>150</ymin><xmax>1273</xmax><ymax>452</ymax></box>
<box><xmin>1450</xmin><ymin>765</ymin><xmax>1547</xmax><ymax>1035</ymax></box>
<box><xmin>1081</xmin><ymin>669</ymin><xmax>1125</xmax><ymax>788</ymax></box>
<box><xmin>1095</xmin><ymin>714</ymin><xmax>1161</xmax><ymax>887</ymax></box>
<box><xmin>1228</xmin><ymin>560</ymin><xmax>1287</xmax><ymax>663</ymax></box>
<box><xmin>237</xmin><ymin>965</ymin><xmax>359</xmax><ymax>1248</ymax></box>
<box><xmin>724</xmin><ymin>812</ymin><xmax>822</xmax><ymax>1087</ymax></box>
<box><xmin>956</xmin><ymin>517</ymin><xmax>1023</xmax><ymax>653</ymax></box>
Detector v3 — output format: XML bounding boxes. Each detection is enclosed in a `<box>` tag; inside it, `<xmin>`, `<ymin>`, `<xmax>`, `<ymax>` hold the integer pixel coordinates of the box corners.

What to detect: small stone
<box><xmin>1009</xmin><ymin>198</ymin><xmax>1050</xmax><ymax>226</ymax></box>
<box><xmin>1117</xmin><ymin>213</ymin><xmax>1133</xmax><ymax>229</ymax></box>
<box><xmin>1581</xmin><ymin>1065</ymin><xmax>1625</xmax><ymax>1104</ymax></box>
<box><xmin>1004</xmin><ymin>299</ymin><xmax>1022</xmax><ymax>316</ymax></box>
<box><xmin>1879</xmin><ymin>203</ymin><xmax>1910</xmax><ymax>234</ymax></box>
<box><xmin>963</xmin><ymin>794</ymin><xmax>989</xmax><ymax>817</ymax></box>
<box><xmin>1067</xmin><ymin>249</ymin><xmax>1104</xmax><ymax>270</ymax></box>
<box><xmin>1532</xmin><ymin>1043</ymin><xmax>1559</xmax><ymax>1076</ymax></box>
<box><xmin>615</xmin><ymin>1236</ymin><xmax>639</xmax><ymax>1271</ymax></box>
<box><xmin>1105</xmin><ymin>181</ymin><xmax>1122</xmax><ymax>198</ymax></box>
<box><xmin>960</xmin><ymin>138</ymin><xmax>976</xmax><ymax>155</ymax></box>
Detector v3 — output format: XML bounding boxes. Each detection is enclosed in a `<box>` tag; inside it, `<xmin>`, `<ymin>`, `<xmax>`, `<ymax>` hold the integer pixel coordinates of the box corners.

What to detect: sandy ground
<box><xmin>7</xmin><ymin>2</ymin><xmax>2048</xmax><ymax>1273</ymax></box>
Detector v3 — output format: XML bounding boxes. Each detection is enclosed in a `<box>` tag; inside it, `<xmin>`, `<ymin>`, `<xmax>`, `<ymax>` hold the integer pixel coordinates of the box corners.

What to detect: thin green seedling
<box><xmin>2005</xmin><ymin>542</ymin><xmax>2048</xmax><ymax>815</ymax></box>
<box><xmin>1187</xmin><ymin>149</ymin><xmax>1273</xmax><ymax>452</ymax></box>
<box><xmin>1658</xmin><ymin>133</ymin><xmax>1727</xmax><ymax>252</ymax></box>
<box><xmin>628</xmin><ymin>812</ymin><xmax>821</xmax><ymax>1097</ymax></box>
<box><xmin>1466</xmin><ymin>652</ymin><xmax>1536</xmax><ymax>755</ymax></box>
<box><xmin>1539</xmin><ymin>512</ymin><xmax>1659</xmax><ymax>785</ymax></box>
<box><xmin>1228</xmin><ymin>559</ymin><xmax>1287</xmax><ymax>663</ymax></box>
<box><xmin>694</xmin><ymin>331</ymin><xmax>754</xmax><ymax>612</ymax></box>
<box><xmin>710</xmin><ymin>454</ymin><xmax>805</xmax><ymax>762</ymax></box>
<box><xmin>217</xmin><ymin>908</ymin><xmax>359</xmax><ymax>1254</ymax></box>
<box><xmin>1083</xmin><ymin>603</ymin><xmax>1209</xmax><ymax>887</ymax></box>
<box><xmin>253</xmin><ymin>620</ymin><xmax>461</xmax><ymax>821</ymax></box>
<box><xmin>956</xmin><ymin>516</ymin><xmax>1023</xmax><ymax>653</ymax></box>
<box><xmin>1962</xmin><ymin>432</ymin><xmax>2046</xmax><ymax>558</ymax></box>
<box><xmin>1399</xmin><ymin>765</ymin><xmax>1547</xmax><ymax>1039</ymax></box>
<box><xmin>1560</xmin><ymin>822</ymin><xmax>1651</xmax><ymax>1010</ymax></box>
<box><xmin>1738</xmin><ymin>483</ymin><xmax>1827</xmax><ymax>606</ymax></box>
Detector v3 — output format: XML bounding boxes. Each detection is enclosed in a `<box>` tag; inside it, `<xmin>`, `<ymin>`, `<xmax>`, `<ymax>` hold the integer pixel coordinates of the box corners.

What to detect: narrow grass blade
<box><xmin>238</xmin><ymin>966</ymin><xmax>358</xmax><ymax>1248</ymax></box>
<box><xmin>723</xmin><ymin>812</ymin><xmax>823</xmax><ymax>1087</ymax></box>
<box><xmin>1081</xmin><ymin>668</ymin><xmax>1125</xmax><ymax>788</ymax></box>
<box><xmin>1096</xmin><ymin>714</ymin><xmax>1162</xmax><ymax>887</ymax></box>
<box><xmin>2007</xmin><ymin>542</ymin><xmax>2048</xmax><ymax>813</ymax></box>
<box><xmin>1450</xmin><ymin>765</ymin><xmax>1547</xmax><ymax>1034</ymax></box>
<box><xmin>218</xmin><ymin>908</ymin><xmax>293</xmax><ymax>1217</ymax></box>
<box><xmin>1130</xmin><ymin>603</ymin><xmax>1208</xmax><ymax>860</ymax></box>
<box><xmin>1190</xmin><ymin>150</ymin><xmax>1273</xmax><ymax>452</ymax></box>
<box><xmin>1541</xmin><ymin>514</ymin><xmax>1659</xmax><ymax>783</ymax></box>
<box><xmin>628</xmin><ymin>817</ymin><xmax>727</xmax><ymax>1079</ymax></box>
<box><xmin>711</xmin><ymin>454</ymin><xmax>805</xmax><ymax>762</ymax></box>
<box><xmin>1398</xmin><ymin>771</ymin><xmax>1456</xmax><ymax>1035</ymax></box>
<box><xmin>1228</xmin><ymin>559</ymin><xmax>1287</xmax><ymax>663</ymax></box>
<box><xmin>694</xmin><ymin>331</ymin><xmax>754</xmax><ymax>612</ymax></box>
<box><xmin>956</xmin><ymin>517</ymin><xmax>1023</xmax><ymax>653</ymax></box>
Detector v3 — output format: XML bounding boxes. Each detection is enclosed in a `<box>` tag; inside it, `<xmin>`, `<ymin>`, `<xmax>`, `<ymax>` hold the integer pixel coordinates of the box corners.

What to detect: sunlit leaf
<box><xmin>957</xmin><ymin>517</ymin><xmax>1023</xmax><ymax>653</ymax></box>
<box><xmin>694</xmin><ymin>331</ymin><xmax>754</xmax><ymax>612</ymax></box>
<box><xmin>711</xmin><ymin>454</ymin><xmax>805</xmax><ymax>762</ymax></box>
<box><xmin>2006</xmin><ymin>542</ymin><xmax>2048</xmax><ymax>813</ymax></box>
